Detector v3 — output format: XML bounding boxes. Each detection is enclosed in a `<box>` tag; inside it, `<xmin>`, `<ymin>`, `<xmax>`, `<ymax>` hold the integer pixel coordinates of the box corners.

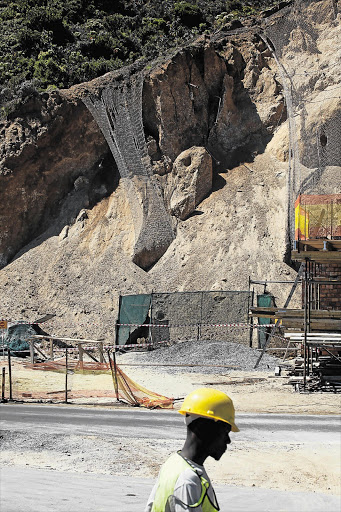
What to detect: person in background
<box><xmin>144</xmin><ymin>388</ymin><xmax>239</xmax><ymax>512</ymax></box>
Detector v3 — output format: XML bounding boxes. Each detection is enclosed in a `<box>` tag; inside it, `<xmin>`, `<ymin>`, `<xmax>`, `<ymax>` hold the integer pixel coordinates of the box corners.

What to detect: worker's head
<box><xmin>178</xmin><ymin>388</ymin><xmax>239</xmax><ymax>461</ymax></box>
<box><xmin>186</xmin><ymin>414</ymin><xmax>232</xmax><ymax>460</ymax></box>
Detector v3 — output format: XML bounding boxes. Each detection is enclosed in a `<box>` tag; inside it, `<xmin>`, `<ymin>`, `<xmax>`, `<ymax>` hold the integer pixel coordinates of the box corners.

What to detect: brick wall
<box><xmin>316</xmin><ymin>262</ymin><xmax>341</xmax><ymax>310</ymax></box>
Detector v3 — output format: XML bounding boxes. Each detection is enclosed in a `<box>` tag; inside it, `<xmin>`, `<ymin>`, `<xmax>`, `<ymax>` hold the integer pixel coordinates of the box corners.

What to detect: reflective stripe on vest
<box><xmin>151</xmin><ymin>452</ymin><xmax>220</xmax><ymax>512</ymax></box>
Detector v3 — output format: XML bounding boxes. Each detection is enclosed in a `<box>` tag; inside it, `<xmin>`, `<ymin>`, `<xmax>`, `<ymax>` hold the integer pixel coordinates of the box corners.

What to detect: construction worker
<box><xmin>144</xmin><ymin>388</ymin><xmax>239</xmax><ymax>512</ymax></box>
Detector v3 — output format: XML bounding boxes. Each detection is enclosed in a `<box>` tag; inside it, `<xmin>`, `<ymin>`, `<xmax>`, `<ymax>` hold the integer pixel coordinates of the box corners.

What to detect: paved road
<box><xmin>1</xmin><ymin>403</ymin><xmax>340</xmax><ymax>443</ymax></box>
<box><xmin>1</xmin><ymin>404</ymin><xmax>340</xmax><ymax>511</ymax></box>
<box><xmin>1</xmin><ymin>467</ymin><xmax>340</xmax><ymax>512</ymax></box>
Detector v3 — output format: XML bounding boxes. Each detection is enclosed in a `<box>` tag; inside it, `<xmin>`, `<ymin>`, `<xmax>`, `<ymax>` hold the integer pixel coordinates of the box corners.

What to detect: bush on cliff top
<box><xmin>0</xmin><ymin>0</ymin><xmax>281</xmax><ymax>115</ymax></box>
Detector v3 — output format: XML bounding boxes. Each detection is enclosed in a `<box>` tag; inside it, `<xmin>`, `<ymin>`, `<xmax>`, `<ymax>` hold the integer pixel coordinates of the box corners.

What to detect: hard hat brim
<box><xmin>179</xmin><ymin>409</ymin><xmax>240</xmax><ymax>432</ymax></box>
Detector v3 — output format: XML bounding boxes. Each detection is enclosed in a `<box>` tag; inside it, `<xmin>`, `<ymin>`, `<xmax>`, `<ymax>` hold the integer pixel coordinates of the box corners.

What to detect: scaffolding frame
<box><xmin>290</xmin><ymin>244</ymin><xmax>341</xmax><ymax>389</ymax></box>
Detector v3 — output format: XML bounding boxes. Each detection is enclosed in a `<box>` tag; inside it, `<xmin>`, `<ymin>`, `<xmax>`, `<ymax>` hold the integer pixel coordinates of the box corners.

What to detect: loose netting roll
<box><xmin>20</xmin><ymin>354</ymin><xmax>173</xmax><ymax>408</ymax></box>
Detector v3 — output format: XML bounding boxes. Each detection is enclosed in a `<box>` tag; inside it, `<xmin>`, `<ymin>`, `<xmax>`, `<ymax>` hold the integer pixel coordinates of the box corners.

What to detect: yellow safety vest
<box><xmin>151</xmin><ymin>452</ymin><xmax>220</xmax><ymax>512</ymax></box>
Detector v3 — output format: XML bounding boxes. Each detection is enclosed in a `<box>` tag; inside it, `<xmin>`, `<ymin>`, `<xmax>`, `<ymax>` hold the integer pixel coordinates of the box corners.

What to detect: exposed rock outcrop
<box><xmin>0</xmin><ymin>91</ymin><xmax>113</xmax><ymax>268</ymax></box>
<box><xmin>166</xmin><ymin>146</ymin><xmax>212</xmax><ymax>220</ymax></box>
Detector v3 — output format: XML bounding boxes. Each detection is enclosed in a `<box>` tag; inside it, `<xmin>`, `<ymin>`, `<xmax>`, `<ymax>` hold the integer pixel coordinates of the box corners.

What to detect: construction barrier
<box><xmin>295</xmin><ymin>194</ymin><xmax>341</xmax><ymax>240</ymax></box>
<box><xmin>0</xmin><ymin>321</ymin><xmax>291</xmax><ymax>406</ymax></box>
<box><xmin>117</xmin><ymin>290</ymin><xmax>253</xmax><ymax>346</ymax></box>
<box><xmin>0</xmin><ymin>349</ymin><xmax>173</xmax><ymax>408</ymax></box>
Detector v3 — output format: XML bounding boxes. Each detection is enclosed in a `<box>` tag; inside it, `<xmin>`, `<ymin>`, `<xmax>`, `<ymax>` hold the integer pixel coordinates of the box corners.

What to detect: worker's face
<box><xmin>207</xmin><ymin>421</ymin><xmax>232</xmax><ymax>460</ymax></box>
<box><xmin>192</xmin><ymin>419</ymin><xmax>232</xmax><ymax>461</ymax></box>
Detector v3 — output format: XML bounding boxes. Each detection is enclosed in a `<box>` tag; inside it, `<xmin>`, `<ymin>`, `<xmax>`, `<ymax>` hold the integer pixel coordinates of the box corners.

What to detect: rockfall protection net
<box><xmin>262</xmin><ymin>0</ymin><xmax>341</xmax><ymax>243</ymax></box>
<box><xmin>83</xmin><ymin>75</ymin><xmax>174</xmax><ymax>260</ymax></box>
<box><xmin>83</xmin><ymin>78</ymin><xmax>148</xmax><ymax>179</ymax></box>
<box><xmin>17</xmin><ymin>356</ymin><xmax>174</xmax><ymax>408</ymax></box>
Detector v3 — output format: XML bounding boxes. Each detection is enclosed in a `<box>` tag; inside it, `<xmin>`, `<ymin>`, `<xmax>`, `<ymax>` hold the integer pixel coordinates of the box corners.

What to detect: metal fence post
<box><xmin>1</xmin><ymin>367</ymin><xmax>5</xmax><ymax>402</ymax></box>
<box><xmin>30</xmin><ymin>340</ymin><xmax>35</xmax><ymax>364</ymax></box>
<box><xmin>65</xmin><ymin>347</ymin><xmax>68</xmax><ymax>404</ymax></box>
<box><xmin>7</xmin><ymin>349</ymin><xmax>12</xmax><ymax>401</ymax></box>
<box><xmin>198</xmin><ymin>291</ymin><xmax>204</xmax><ymax>341</ymax></box>
<box><xmin>108</xmin><ymin>349</ymin><xmax>119</xmax><ymax>401</ymax></box>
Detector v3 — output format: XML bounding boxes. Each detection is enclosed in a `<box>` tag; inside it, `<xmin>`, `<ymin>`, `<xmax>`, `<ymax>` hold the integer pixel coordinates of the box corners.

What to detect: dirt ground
<box><xmin>1</xmin><ymin>357</ymin><xmax>341</xmax><ymax>499</ymax></box>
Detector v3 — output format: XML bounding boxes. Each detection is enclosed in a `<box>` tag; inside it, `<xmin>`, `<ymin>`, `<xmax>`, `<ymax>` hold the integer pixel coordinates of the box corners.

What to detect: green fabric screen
<box><xmin>257</xmin><ymin>293</ymin><xmax>276</xmax><ymax>348</ymax></box>
<box><xmin>117</xmin><ymin>294</ymin><xmax>151</xmax><ymax>345</ymax></box>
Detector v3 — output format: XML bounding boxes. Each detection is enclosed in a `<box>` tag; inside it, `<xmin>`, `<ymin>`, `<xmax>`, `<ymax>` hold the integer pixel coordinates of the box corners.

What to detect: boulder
<box><xmin>166</xmin><ymin>147</ymin><xmax>212</xmax><ymax>220</ymax></box>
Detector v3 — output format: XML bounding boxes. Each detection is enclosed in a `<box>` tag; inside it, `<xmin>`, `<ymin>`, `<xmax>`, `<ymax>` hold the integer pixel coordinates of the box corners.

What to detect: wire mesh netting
<box><xmin>83</xmin><ymin>76</ymin><xmax>174</xmax><ymax>265</ymax></box>
<box><xmin>262</xmin><ymin>0</ymin><xmax>340</xmax><ymax>243</ymax></box>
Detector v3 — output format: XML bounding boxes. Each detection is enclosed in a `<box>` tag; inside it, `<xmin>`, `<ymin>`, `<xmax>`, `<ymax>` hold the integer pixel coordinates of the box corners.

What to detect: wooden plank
<box><xmin>295</xmin><ymin>240</ymin><xmax>341</xmax><ymax>251</ymax></box>
<box><xmin>291</xmin><ymin>250</ymin><xmax>341</xmax><ymax>262</ymax></box>
<box><xmin>249</xmin><ymin>312</ymin><xmax>276</xmax><ymax>319</ymax></box>
<box><xmin>280</xmin><ymin>319</ymin><xmax>341</xmax><ymax>330</ymax></box>
<box><xmin>29</xmin><ymin>341</ymin><xmax>35</xmax><ymax>364</ymax></box>
<box><xmin>285</xmin><ymin>336</ymin><xmax>341</xmax><ymax>341</ymax></box>
<box><xmin>82</xmin><ymin>347</ymin><xmax>99</xmax><ymax>363</ymax></box>
<box><xmin>287</xmin><ymin>339</ymin><xmax>341</xmax><ymax>344</ymax></box>
<box><xmin>277</xmin><ymin>309</ymin><xmax>341</xmax><ymax>319</ymax></box>
<box><xmin>99</xmin><ymin>342</ymin><xmax>104</xmax><ymax>363</ymax></box>
<box><xmin>78</xmin><ymin>344</ymin><xmax>84</xmax><ymax>364</ymax></box>
<box><xmin>33</xmin><ymin>335</ymin><xmax>105</xmax><ymax>343</ymax></box>
<box><xmin>34</xmin><ymin>344</ymin><xmax>48</xmax><ymax>360</ymax></box>
<box><xmin>250</xmin><ymin>307</ymin><xmax>278</xmax><ymax>313</ymax></box>
<box><xmin>306</xmin><ymin>341</ymin><xmax>341</xmax><ymax>347</ymax></box>
<box><xmin>251</xmin><ymin>308</ymin><xmax>341</xmax><ymax>319</ymax></box>
<box><xmin>285</xmin><ymin>332</ymin><xmax>341</xmax><ymax>338</ymax></box>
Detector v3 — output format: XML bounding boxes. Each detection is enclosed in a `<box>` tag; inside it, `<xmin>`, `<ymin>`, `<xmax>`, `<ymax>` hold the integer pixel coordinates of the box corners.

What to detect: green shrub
<box><xmin>225</xmin><ymin>0</ymin><xmax>243</xmax><ymax>10</ymax></box>
<box><xmin>33</xmin><ymin>50</ymin><xmax>66</xmax><ymax>88</ymax></box>
<box><xmin>0</xmin><ymin>0</ymin><xmax>279</xmax><ymax>96</ymax></box>
<box><xmin>17</xmin><ymin>27</ymin><xmax>42</xmax><ymax>55</ymax></box>
<box><xmin>173</xmin><ymin>2</ymin><xmax>205</xmax><ymax>27</ymax></box>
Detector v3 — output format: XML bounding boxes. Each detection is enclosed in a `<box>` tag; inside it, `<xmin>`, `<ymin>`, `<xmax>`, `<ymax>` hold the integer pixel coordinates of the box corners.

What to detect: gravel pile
<box><xmin>116</xmin><ymin>339</ymin><xmax>282</xmax><ymax>374</ymax></box>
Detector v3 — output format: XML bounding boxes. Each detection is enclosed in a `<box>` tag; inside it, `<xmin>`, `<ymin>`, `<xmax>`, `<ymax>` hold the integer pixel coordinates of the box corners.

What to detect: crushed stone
<box><xmin>116</xmin><ymin>339</ymin><xmax>282</xmax><ymax>374</ymax></box>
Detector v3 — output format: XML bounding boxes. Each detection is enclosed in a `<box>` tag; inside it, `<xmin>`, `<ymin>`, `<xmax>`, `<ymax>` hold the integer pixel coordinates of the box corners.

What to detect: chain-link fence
<box><xmin>118</xmin><ymin>290</ymin><xmax>253</xmax><ymax>347</ymax></box>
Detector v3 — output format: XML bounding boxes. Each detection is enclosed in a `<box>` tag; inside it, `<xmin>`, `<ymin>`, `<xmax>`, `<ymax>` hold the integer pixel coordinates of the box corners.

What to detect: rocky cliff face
<box><xmin>0</xmin><ymin>31</ymin><xmax>284</xmax><ymax>269</ymax></box>
<box><xmin>0</xmin><ymin>1</ymin><xmax>339</xmax><ymax>340</ymax></box>
<box><xmin>0</xmin><ymin>91</ymin><xmax>114</xmax><ymax>268</ymax></box>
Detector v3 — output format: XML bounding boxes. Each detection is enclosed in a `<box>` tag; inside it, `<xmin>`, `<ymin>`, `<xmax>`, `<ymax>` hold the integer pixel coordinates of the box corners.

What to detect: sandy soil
<box><xmin>1</xmin><ymin>357</ymin><xmax>340</xmax><ymax>497</ymax></box>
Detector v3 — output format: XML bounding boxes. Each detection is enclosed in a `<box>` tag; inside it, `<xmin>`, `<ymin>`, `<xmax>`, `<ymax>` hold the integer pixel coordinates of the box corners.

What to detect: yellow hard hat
<box><xmin>179</xmin><ymin>388</ymin><xmax>239</xmax><ymax>432</ymax></box>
